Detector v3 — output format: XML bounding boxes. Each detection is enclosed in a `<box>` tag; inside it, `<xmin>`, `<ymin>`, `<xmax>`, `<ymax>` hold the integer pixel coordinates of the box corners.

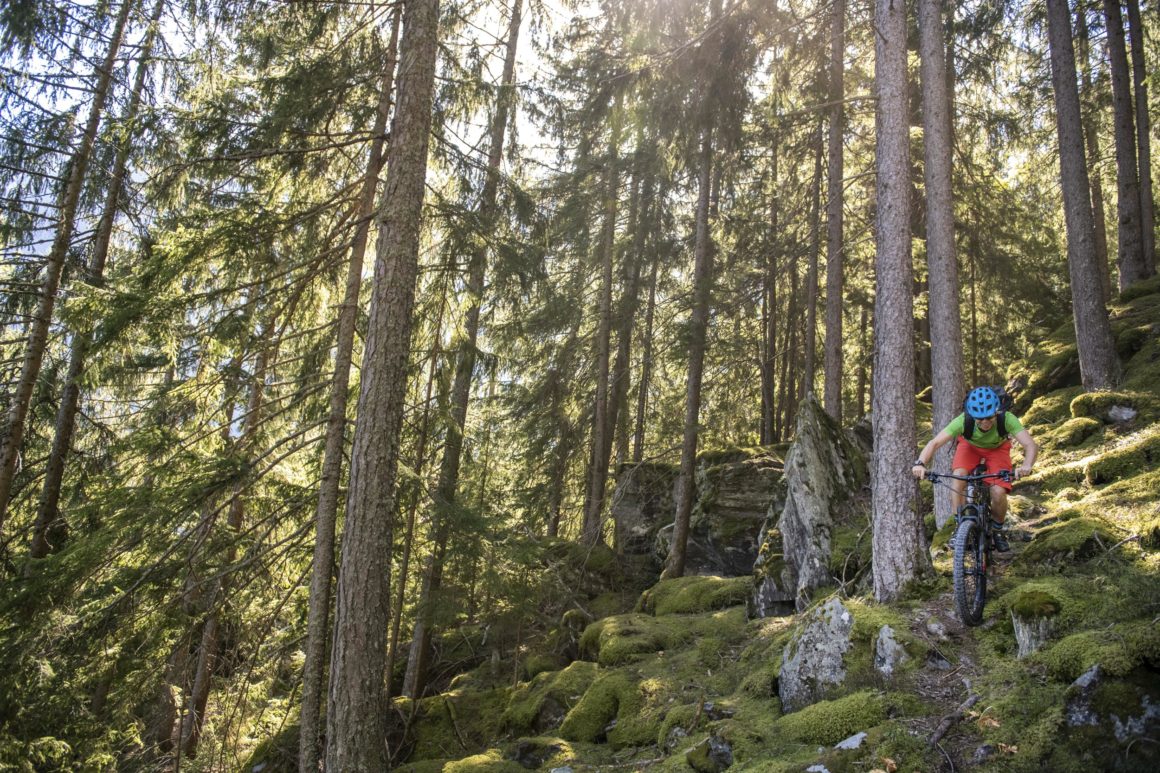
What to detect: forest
<box><xmin>1</xmin><ymin>0</ymin><xmax>1159</xmax><ymax>770</ymax></box>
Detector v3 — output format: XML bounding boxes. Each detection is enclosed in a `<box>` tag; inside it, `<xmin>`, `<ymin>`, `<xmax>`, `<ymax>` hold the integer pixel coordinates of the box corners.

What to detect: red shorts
<box><xmin>952</xmin><ymin>440</ymin><xmax>1013</xmax><ymax>491</ymax></box>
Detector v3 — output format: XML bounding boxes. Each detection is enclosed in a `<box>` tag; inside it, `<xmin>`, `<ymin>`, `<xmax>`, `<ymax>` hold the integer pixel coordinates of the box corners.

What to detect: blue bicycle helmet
<box><xmin>966</xmin><ymin>386</ymin><xmax>1000</xmax><ymax>419</ymax></box>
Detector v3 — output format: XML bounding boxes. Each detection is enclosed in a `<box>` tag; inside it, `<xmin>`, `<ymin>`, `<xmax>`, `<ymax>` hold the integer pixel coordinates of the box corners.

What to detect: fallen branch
<box><xmin>929</xmin><ymin>693</ymin><xmax>981</xmax><ymax>747</ymax></box>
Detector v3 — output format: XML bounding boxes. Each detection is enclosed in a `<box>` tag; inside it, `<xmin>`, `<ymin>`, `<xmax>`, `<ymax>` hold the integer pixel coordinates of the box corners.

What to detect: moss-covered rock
<box><xmin>1084</xmin><ymin>431</ymin><xmax>1160</xmax><ymax>485</ymax></box>
<box><xmin>637</xmin><ymin>575</ymin><xmax>751</xmax><ymax>616</ymax></box>
<box><xmin>404</xmin><ymin>687</ymin><xmax>511</xmax><ymax>763</ymax></box>
<box><xmin>1053</xmin><ymin>416</ymin><xmax>1103</xmax><ymax>447</ymax></box>
<box><xmin>442</xmin><ymin>750</ymin><xmax>526</xmax><ymax>772</ymax></box>
<box><xmin>579</xmin><ymin>608</ymin><xmax>746</xmax><ymax>666</ymax></box>
<box><xmin>1021</xmin><ymin>386</ymin><xmax>1085</xmax><ymax>427</ymax></box>
<box><xmin>1016</xmin><ymin>517</ymin><xmax>1118</xmax><ymax>567</ymax></box>
<box><xmin>772</xmin><ymin>690</ymin><xmax>887</xmax><ymax>745</ymax></box>
<box><xmin>501</xmin><ymin>661</ymin><xmax>597</xmax><ymax>735</ymax></box>
<box><xmin>1040</xmin><ymin>620</ymin><xmax>1160</xmax><ymax>681</ymax></box>
<box><xmin>557</xmin><ymin>671</ymin><xmax>644</xmax><ymax>746</ymax></box>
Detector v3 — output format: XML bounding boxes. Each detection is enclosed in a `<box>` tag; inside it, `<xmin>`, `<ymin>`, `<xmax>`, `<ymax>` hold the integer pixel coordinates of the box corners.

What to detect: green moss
<box><xmin>772</xmin><ymin>690</ymin><xmax>887</xmax><ymax>745</ymax></box>
<box><xmin>1070</xmin><ymin>390</ymin><xmax>1145</xmax><ymax>420</ymax></box>
<box><xmin>1041</xmin><ymin>620</ymin><xmax>1160</xmax><ymax>680</ymax></box>
<box><xmin>587</xmin><ymin>591</ymin><xmax>636</xmax><ymax>620</ymax></box>
<box><xmin>1016</xmin><ymin>517</ymin><xmax>1118</xmax><ymax>567</ymax></box>
<box><xmin>828</xmin><ymin>522</ymin><xmax>872</xmax><ymax>580</ymax></box>
<box><xmin>521</xmin><ymin>654</ymin><xmax>561</xmax><ymax>681</ymax></box>
<box><xmin>1052</xmin><ymin>417</ymin><xmax>1103</xmax><ymax>447</ymax></box>
<box><xmin>930</xmin><ymin>520</ymin><xmax>957</xmax><ymax>552</ymax></box>
<box><xmin>579</xmin><ymin>608</ymin><xmax>746</xmax><ymax>666</ymax></box>
<box><xmin>1010</xmin><ymin>590</ymin><xmax>1061</xmax><ymax>619</ymax></box>
<box><xmin>636</xmin><ymin>575</ymin><xmax>752</xmax><ymax>616</ymax></box>
<box><xmin>1022</xmin><ymin>386</ymin><xmax>1085</xmax><ymax>427</ymax></box>
<box><xmin>557</xmin><ymin>671</ymin><xmax>643</xmax><ymax>746</ymax></box>
<box><xmin>442</xmin><ymin>750</ymin><xmax>526</xmax><ymax>772</ymax></box>
<box><xmin>501</xmin><ymin>661</ymin><xmax>597</xmax><ymax>735</ymax></box>
<box><xmin>1116</xmin><ymin>273</ymin><xmax>1160</xmax><ymax>302</ymax></box>
<box><xmin>1084</xmin><ymin>431</ymin><xmax>1160</xmax><ymax>485</ymax></box>
<box><xmin>407</xmin><ymin>688</ymin><xmax>511</xmax><ymax>762</ymax></box>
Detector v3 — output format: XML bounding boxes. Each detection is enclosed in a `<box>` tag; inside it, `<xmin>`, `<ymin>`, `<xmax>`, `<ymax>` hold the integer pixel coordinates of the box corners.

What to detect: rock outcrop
<box><xmin>752</xmin><ymin>394</ymin><xmax>869</xmax><ymax>615</ymax></box>
<box><xmin>612</xmin><ymin>450</ymin><xmax>784</xmax><ymax>576</ymax></box>
<box><xmin>778</xmin><ymin>597</ymin><xmax>855</xmax><ymax>712</ymax></box>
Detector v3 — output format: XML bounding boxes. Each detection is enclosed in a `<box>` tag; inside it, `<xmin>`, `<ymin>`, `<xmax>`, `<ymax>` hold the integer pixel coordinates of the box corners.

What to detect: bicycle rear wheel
<box><xmin>953</xmin><ymin>517</ymin><xmax>987</xmax><ymax>626</ymax></box>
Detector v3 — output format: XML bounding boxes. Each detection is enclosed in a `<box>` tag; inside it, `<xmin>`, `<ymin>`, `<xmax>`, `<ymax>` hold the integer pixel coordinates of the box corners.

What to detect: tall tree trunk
<box><xmin>1076</xmin><ymin>6</ymin><xmax>1114</xmax><ymax>302</ymax></box>
<box><xmin>28</xmin><ymin>0</ymin><xmax>165</xmax><ymax>560</ymax></box>
<box><xmin>402</xmin><ymin>0</ymin><xmax>522</xmax><ymax>699</ymax></box>
<box><xmin>856</xmin><ymin>304</ymin><xmax>869</xmax><ymax>417</ymax></box>
<box><xmin>384</xmin><ymin>279</ymin><xmax>447</xmax><ymax>706</ymax></box>
<box><xmin>581</xmin><ymin>93</ymin><xmax>623</xmax><ymax>546</ymax></box>
<box><xmin>632</xmin><ymin>234</ymin><xmax>661</xmax><ymax>464</ymax></box>
<box><xmin>606</xmin><ymin>142</ymin><xmax>654</xmax><ymax>544</ymax></box>
<box><xmin>872</xmin><ymin>0</ymin><xmax>929</xmax><ymax>603</ymax></box>
<box><xmin>802</xmin><ymin>124</ymin><xmax>823</xmax><ymax>400</ymax></box>
<box><xmin>0</xmin><ymin>0</ymin><xmax>135</xmax><ymax>534</ymax></box>
<box><xmin>1047</xmin><ymin>0</ymin><xmax>1121</xmax><ymax>390</ymax></box>
<box><xmin>663</xmin><ymin>126</ymin><xmax>714</xmax><ymax>580</ymax></box>
<box><xmin>298</xmin><ymin>11</ymin><xmax>401</xmax><ymax>770</ymax></box>
<box><xmin>1103</xmin><ymin>0</ymin><xmax>1149</xmax><ymax>289</ymax></box>
<box><xmin>1126</xmin><ymin>0</ymin><xmax>1156</xmax><ymax>275</ymax></box>
<box><xmin>918</xmin><ymin>0</ymin><xmax>965</xmax><ymax>528</ymax></box>
<box><xmin>761</xmin><ymin>166</ymin><xmax>779</xmax><ymax>443</ymax></box>
<box><xmin>823</xmin><ymin>0</ymin><xmax>846</xmax><ymax>422</ymax></box>
<box><xmin>324</xmin><ymin>0</ymin><xmax>440</xmax><ymax>763</ymax></box>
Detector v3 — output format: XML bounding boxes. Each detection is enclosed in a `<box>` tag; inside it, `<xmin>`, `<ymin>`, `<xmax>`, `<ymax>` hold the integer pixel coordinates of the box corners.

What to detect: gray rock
<box><xmin>806</xmin><ymin>766</ymin><xmax>832</xmax><ymax>773</ymax></box>
<box><xmin>634</xmin><ymin>453</ymin><xmax>784</xmax><ymax>576</ymax></box>
<box><xmin>1011</xmin><ymin>610</ymin><xmax>1055</xmax><ymax>659</ymax></box>
<box><xmin>1066</xmin><ymin>665</ymin><xmax>1102</xmax><ymax>728</ymax></box>
<box><xmin>752</xmin><ymin>395</ymin><xmax>868</xmax><ymax>615</ymax></box>
<box><xmin>665</xmin><ymin>726</ymin><xmax>689</xmax><ymax>754</ymax></box>
<box><xmin>924</xmin><ymin>617</ymin><xmax>949</xmax><ymax>640</ymax></box>
<box><xmin>686</xmin><ymin>734</ymin><xmax>733</xmax><ymax>773</ymax></box>
<box><xmin>1112</xmin><ymin>694</ymin><xmax>1160</xmax><ymax>743</ymax></box>
<box><xmin>833</xmin><ymin>731</ymin><xmax>868</xmax><ymax>750</ymax></box>
<box><xmin>972</xmin><ymin>744</ymin><xmax>996</xmax><ymax>763</ymax></box>
<box><xmin>874</xmin><ymin>625</ymin><xmax>909</xmax><ymax>676</ymax></box>
<box><xmin>549</xmin><ymin>768</ymin><xmax>574</xmax><ymax>773</ymax></box>
<box><xmin>1108</xmin><ymin>405</ymin><xmax>1138</xmax><ymax>423</ymax></box>
<box><xmin>778</xmin><ymin>597</ymin><xmax>855</xmax><ymax>712</ymax></box>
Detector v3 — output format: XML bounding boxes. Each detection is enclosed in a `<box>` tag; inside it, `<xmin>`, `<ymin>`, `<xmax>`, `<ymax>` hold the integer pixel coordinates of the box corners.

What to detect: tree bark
<box><xmin>1076</xmin><ymin>7</ymin><xmax>1114</xmax><ymax>302</ymax></box>
<box><xmin>581</xmin><ymin>93</ymin><xmax>623</xmax><ymax>546</ymax></box>
<box><xmin>402</xmin><ymin>0</ymin><xmax>521</xmax><ymax>699</ymax></box>
<box><xmin>1126</xmin><ymin>0</ymin><xmax>1156</xmax><ymax>275</ymax></box>
<box><xmin>1103</xmin><ymin>0</ymin><xmax>1149</xmax><ymax>289</ymax></box>
<box><xmin>823</xmin><ymin>0</ymin><xmax>845</xmax><ymax>422</ymax></box>
<box><xmin>28</xmin><ymin>0</ymin><xmax>165</xmax><ymax>560</ymax></box>
<box><xmin>632</xmin><ymin>225</ymin><xmax>661</xmax><ymax>465</ymax></box>
<box><xmin>802</xmin><ymin>124</ymin><xmax>823</xmax><ymax>400</ymax></box>
<box><xmin>1046</xmin><ymin>0</ymin><xmax>1121</xmax><ymax>391</ymax></box>
<box><xmin>872</xmin><ymin>0</ymin><xmax>930</xmax><ymax>602</ymax></box>
<box><xmin>0</xmin><ymin>0</ymin><xmax>134</xmax><ymax>535</ymax></box>
<box><xmin>298</xmin><ymin>10</ymin><xmax>401</xmax><ymax>771</ymax></box>
<box><xmin>663</xmin><ymin>126</ymin><xmax>714</xmax><ymax>580</ymax></box>
<box><xmin>918</xmin><ymin>0</ymin><xmax>965</xmax><ymax>528</ymax></box>
<box><xmin>324</xmin><ymin>0</ymin><xmax>440</xmax><ymax>764</ymax></box>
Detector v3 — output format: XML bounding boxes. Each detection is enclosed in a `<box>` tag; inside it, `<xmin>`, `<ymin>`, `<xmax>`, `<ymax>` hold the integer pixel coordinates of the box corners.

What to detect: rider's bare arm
<box><xmin>912</xmin><ymin>429</ymin><xmax>956</xmax><ymax>479</ymax></box>
<box><xmin>1013</xmin><ymin>429</ymin><xmax>1037</xmax><ymax>478</ymax></box>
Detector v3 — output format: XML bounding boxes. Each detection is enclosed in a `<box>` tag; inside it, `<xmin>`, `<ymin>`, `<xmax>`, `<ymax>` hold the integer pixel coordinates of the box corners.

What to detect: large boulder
<box><xmin>778</xmin><ymin>597</ymin><xmax>855</xmax><ymax>712</ymax></box>
<box><xmin>613</xmin><ymin>450</ymin><xmax>784</xmax><ymax>576</ymax></box>
<box><xmin>752</xmin><ymin>394</ymin><xmax>869</xmax><ymax>616</ymax></box>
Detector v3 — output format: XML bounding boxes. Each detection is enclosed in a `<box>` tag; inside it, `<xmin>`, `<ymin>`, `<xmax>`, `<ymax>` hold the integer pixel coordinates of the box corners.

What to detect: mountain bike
<box><xmin>925</xmin><ymin>465</ymin><xmax>1013</xmax><ymax>626</ymax></box>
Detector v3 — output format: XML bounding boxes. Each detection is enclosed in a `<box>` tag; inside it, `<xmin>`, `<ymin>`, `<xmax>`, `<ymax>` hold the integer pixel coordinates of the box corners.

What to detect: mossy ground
<box><xmin>389</xmin><ymin>284</ymin><xmax>1160</xmax><ymax>771</ymax></box>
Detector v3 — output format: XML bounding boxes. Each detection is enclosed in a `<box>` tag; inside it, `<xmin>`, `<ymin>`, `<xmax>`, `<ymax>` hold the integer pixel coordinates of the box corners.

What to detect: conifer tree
<box><xmin>918</xmin><ymin>0</ymin><xmax>964</xmax><ymax>527</ymax></box>
<box><xmin>823</xmin><ymin>0</ymin><xmax>846</xmax><ymax>422</ymax></box>
<box><xmin>325</xmin><ymin>0</ymin><xmax>441</xmax><ymax>764</ymax></box>
<box><xmin>1125</xmin><ymin>0</ymin><xmax>1155</xmax><ymax>275</ymax></box>
<box><xmin>0</xmin><ymin>0</ymin><xmax>135</xmax><ymax>534</ymax></box>
<box><xmin>872</xmin><ymin>0</ymin><xmax>930</xmax><ymax>602</ymax></box>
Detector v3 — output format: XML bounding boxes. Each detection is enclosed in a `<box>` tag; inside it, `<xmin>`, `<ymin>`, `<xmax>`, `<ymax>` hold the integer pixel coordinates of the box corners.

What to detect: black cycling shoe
<box><xmin>990</xmin><ymin>521</ymin><xmax>1010</xmax><ymax>552</ymax></box>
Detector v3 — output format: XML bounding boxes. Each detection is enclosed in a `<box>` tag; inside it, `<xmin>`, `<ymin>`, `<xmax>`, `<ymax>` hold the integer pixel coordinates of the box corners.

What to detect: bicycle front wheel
<box><xmin>953</xmin><ymin>518</ymin><xmax>987</xmax><ymax>626</ymax></box>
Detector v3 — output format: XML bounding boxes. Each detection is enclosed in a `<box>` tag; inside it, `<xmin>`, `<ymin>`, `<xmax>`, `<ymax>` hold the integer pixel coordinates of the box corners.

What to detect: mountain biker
<box><xmin>910</xmin><ymin>386</ymin><xmax>1039</xmax><ymax>551</ymax></box>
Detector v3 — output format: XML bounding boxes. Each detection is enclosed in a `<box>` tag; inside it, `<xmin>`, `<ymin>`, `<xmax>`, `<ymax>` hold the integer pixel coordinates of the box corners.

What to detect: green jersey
<box><xmin>942</xmin><ymin>412</ymin><xmax>1024</xmax><ymax>449</ymax></box>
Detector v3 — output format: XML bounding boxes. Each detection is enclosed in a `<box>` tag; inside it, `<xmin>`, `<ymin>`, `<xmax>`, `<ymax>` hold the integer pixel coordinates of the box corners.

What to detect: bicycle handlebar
<box><xmin>924</xmin><ymin>469</ymin><xmax>1013</xmax><ymax>483</ymax></box>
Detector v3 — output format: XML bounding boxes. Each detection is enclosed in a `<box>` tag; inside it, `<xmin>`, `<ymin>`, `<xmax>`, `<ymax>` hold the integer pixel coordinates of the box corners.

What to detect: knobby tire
<box><xmin>953</xmin><ymin>518</ymin><xmax>986</xmax><ymax>626</ymax></box>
